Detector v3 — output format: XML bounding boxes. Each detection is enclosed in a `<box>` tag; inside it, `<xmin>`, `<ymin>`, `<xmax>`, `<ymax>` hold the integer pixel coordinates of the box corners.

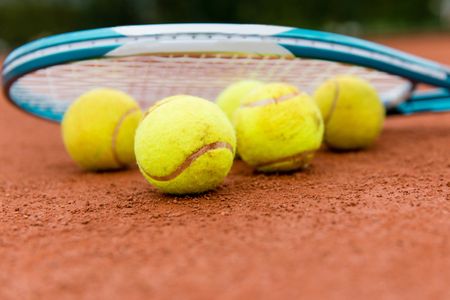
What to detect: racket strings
<box><xmin>10</xmin><ymin>54</ymin><xmax>409</xmax><ymax>118</ymax></box>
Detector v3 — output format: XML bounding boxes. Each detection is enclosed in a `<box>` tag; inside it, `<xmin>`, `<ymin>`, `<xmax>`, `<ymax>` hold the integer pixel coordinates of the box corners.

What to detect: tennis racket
<box><xmin>2</xmin><ymin>23</ymin><xmax>450</xmax><ymax>122</ymax></box>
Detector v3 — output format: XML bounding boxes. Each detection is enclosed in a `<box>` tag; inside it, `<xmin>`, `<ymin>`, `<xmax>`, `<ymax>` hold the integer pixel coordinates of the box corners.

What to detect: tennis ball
<box><xmin>135</xmin><ymin>95</ymin><xmax>236</xmax><ymax>195</ymax></box>
<box><xmin>234</xmin><ymin>82</ymin><xmax>324</xmax><ymax>172</ymax></box>
<box><xmin>314</xmin><ymin>75</ymin><xmax>385</xmax><ymax>150</ymax></box>
<box><xmin>216</xmin><ymin>80</ymin><xmax>263</xmax><ymax>120</ymax></box>
<box><xmin>62</xmin><ymin>88</ymin><xmax>143</xmax><ymax>171</ymax></box>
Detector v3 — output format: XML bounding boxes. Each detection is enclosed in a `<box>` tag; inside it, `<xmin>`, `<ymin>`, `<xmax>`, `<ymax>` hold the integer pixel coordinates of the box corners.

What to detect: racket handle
<box><xmin>388</xmin><ymin>98</ymin><xmax>450</xmax><ymax>114</ymax></box>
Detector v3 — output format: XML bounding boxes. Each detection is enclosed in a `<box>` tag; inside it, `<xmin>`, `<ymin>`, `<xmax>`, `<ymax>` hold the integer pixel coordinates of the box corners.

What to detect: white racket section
<box><xmin>114</xmin><ymin>24</ymin><xmax>293</xmax><ymax>37</ymax></box>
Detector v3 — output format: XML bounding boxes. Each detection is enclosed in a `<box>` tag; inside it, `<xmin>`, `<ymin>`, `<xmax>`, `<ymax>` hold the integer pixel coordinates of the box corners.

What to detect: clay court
<box><xmin>1</xmin><ymin>34</ymin><xmax>450</xmax><ymax>299</ymax></box>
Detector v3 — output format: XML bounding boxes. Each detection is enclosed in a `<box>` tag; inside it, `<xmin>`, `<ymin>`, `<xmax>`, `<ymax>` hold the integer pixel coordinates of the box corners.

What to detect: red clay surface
<box><xmin>1</xmin><ymin>34</ymin><xmax>450</xmax><ymax>300</ymax></box>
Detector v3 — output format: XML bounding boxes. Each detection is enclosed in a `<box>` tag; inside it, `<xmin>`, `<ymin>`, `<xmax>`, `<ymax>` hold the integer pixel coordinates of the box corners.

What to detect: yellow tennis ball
<box><xmin>135</xmin><ymin>95</ymin><xmax>236</xmax><ymax>195</ymax></box>
<box><xmin>62</xmin><ymin>88</ymin><xmax>143</xmax><ymax>171</ymax></box>
<box><xmin>216</xmin><ymin>80</ymin><xmax>263</xmax><ymax>120</ymax></box>
<box><xmin>234</xmin><ymin>82</ymin><xmax>324</xmax><ymax>172</ymax></box>
<box><xmin>314</xmin><ymin>75</ymin><xmax>385</xmax><ymax>150</ymax></box>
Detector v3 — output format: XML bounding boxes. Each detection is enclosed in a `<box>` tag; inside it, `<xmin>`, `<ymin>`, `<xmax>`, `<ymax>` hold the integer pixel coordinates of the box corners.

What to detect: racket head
<box><xmin>3</xmin><ymin>24</ymin><xmax>450</xmax><ymax>122</ymax></box>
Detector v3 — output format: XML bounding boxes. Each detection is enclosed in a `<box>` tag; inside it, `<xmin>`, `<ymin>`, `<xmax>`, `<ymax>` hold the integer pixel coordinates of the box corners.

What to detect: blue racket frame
<box><xmin>2</xmin><ymin>24</ymin><xmax>450</xmax><ymax>120</ymax></box>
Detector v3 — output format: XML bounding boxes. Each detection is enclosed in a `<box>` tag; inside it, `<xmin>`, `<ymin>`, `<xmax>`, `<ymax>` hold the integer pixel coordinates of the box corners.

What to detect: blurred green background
<box><xmin>1</xmin><ymin>0</ymin><xmax>449</xmax><ymax>50</ymax></box>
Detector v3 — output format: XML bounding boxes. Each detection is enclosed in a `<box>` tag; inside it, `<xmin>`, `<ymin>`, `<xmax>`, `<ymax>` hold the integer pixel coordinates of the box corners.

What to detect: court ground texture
<box><xmin>1</xmin><ymin>34</ymin><xmax>450</xmax><ymax>299</ymax></box>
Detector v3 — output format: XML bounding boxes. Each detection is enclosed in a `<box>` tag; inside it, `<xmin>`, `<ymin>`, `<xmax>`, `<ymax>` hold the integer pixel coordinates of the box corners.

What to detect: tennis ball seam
<box><xmin>254</xmin><ymin>150</ymin><xmax>315</xmax><ymax>169</ymax></box>
<box><xmin>242</xmin><ymin>92</ymin><xmax>302</xmax><ymax>107</ymax></box>
<box><xmin>139</xmin><ymin>141</ymin><xmax>234</xmax><ymax>181</ymax></box>
<box><xmin>111</xmin><ymin>107</ymin><xmax>140</xmax><ymax>167</ymax></box>
<box><xmin>322</xmin><ymin>80</ymin><xmax>340</xmax><ymax>126</ymax></box>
